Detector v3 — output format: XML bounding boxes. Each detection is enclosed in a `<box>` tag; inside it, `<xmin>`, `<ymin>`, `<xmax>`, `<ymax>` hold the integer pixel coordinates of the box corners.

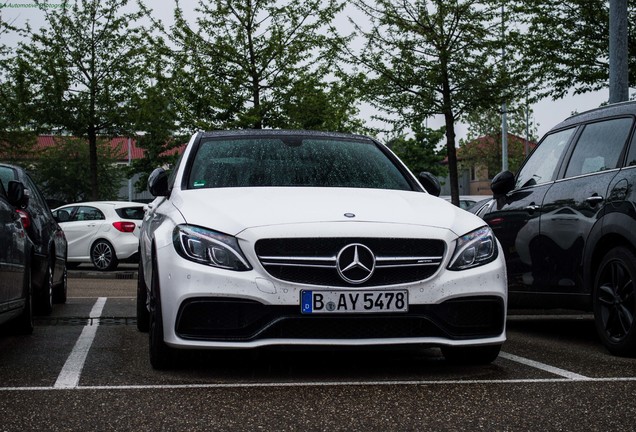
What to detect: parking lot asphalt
<box><xmin>1</xmin><ymin>272</ymin><xmax>635</xmax><ymax>431</ymax></box>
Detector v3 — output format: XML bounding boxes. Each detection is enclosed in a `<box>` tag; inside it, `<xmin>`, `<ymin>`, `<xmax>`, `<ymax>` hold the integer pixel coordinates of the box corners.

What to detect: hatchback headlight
<box><xmin>448</xmin><ymin>226</ymin><xmax>497</xmax><ymax>270</ymax></box>
<box><xmin>173</xmin><ymin>225</ymin><xmax>251</xmax><ymax>271</ymax></box>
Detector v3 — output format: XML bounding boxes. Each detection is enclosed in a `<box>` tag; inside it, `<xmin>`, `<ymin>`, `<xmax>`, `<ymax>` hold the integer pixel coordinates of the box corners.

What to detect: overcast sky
<box><xmin>1</xmin><ymin>0</ymin><xmax>614</xmax><ymax>142</ymax></box>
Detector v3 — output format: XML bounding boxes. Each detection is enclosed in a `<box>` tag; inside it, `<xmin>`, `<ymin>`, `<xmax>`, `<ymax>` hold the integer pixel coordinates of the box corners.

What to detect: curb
<box><xmin>68</xmin><ymin>270</ymin><xmax>138</xmax><ymax>280</ymax></box>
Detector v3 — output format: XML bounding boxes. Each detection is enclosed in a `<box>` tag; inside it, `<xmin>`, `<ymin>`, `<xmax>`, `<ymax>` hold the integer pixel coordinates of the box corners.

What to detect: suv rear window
<box><xmin>116</xmin><ymin>207</ymin><xmax>145</xmax><ymax>220</ymax></box>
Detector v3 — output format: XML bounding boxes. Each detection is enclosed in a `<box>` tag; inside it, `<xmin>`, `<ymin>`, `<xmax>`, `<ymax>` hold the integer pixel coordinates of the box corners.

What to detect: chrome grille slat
<box><xmin>260</xmin><ymin>262</ymin><xmax>337</xmax><ymax>269</ymax></box>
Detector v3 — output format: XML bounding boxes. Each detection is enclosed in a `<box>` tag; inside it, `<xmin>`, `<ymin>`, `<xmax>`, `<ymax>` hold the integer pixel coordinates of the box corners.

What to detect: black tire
<box><xmin>53</xmin><ymin>265</ymin><xmax>68</xmax><ymax>304</ymax></box>
<box><xmin>149</xmin><ymin>255</ymin><xmax>175</xmax><ymax>369</ymax></box>
<box><xmin>36</xmin><ymin>261</ymin><xmax>53</xmax><ymax>315</ymax></box>
<box><xmin>593</xmin><ymin>247</ymin><xmax>636</xmax><ymax>357</ymax></box>
<box><xmin>90</xmin><ymin>240</ymin><xmax>119</xmax><ymax>271</ymax></box>
<box><xmin>137</xmin><ymin>259</ymin><xmax>150</xmax><ymax>332</ymax></box>
<box><xmin>13</xmin><ymin>259</ymin><xmax>34</xmax><ymax>335</ymax></box>
<box><xmin>441</xmin><ymin>344</ymin><xmax>502</xmax><ymax>365</ymax></box>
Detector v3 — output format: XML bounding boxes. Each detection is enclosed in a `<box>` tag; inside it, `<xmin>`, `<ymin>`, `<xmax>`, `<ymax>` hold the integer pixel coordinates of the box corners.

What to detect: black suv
<box><xmin>480</xmin><ymin>101</ymin><xmax>636</xmax><ymax>356</ymax></box>
<box><xmin>0</xmin><ymin>164</ymin><xmax>67</xmax><ymax>314</ymax></box>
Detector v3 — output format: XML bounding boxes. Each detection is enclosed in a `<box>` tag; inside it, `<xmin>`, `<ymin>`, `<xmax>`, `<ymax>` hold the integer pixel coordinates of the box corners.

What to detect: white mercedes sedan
<box><xmin>137</xmin><ymin>130</ymin><xmax>507</xmax><ymax>369</ymax></box>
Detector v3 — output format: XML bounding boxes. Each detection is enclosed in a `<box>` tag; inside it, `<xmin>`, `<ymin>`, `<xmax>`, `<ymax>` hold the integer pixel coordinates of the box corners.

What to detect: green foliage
<box><xmin>460</xmin><ymin>101</ymin><xmax>538</xmax><ymax>177</ymax></box>
<box><xmin>0</xmin><ymin>58</ymin><xmax>37</xmax><ymax>162</ymax></box>
<box><xmin>33</xmin><ymin>137</ymin><xmax>125</xmax><ymax>203</ymax></box>
<box><xmin>350</xmin><ymin>0</ymin><xmax>524</xmax><ymax>203</ymax></box>
<box><xmin>269</xmin><ymin>71</ymin><xmax>366</xmax><ymax>133</ymax></box>
<box><xmin>459</xmin><ymin>135</ymin><xmax>531</xmax><ymax>179</ymax></box>
<box><xmin>0</xmin><ymin>12</ymin><xmax>37</xmax><ymax>161</ymax></box>
<box><xmin>127</xmin><ymin>55</ymin><xmax>182</xmax><ymax>193</ymax></box>
<box><xmin>389</xmin><ymin>127</ymin><xmax>447</xmax><ymax>178</ymax></box>
<box><xmin>16</xmin><ymin>0</ymin><xmax>149</xmax><ymax>199</ymax></box>
<box><xmin>166</xmin><ymin>0</ymin><xmax>358</xmax><ymax>132</ymax></box>
<box><xmin>464</xmin><ymin>103</ymin><xmax>538</xmax><ymax>142</ymax></box>
<box><xmin>511</xmin><ymin>0</ymin><xmax>636</xmax><ymax>99</ymax></box>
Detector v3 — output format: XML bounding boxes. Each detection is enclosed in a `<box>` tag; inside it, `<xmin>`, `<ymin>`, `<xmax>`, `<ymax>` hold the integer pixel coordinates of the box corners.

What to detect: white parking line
<box><xmin>53</xmin><ymin>297</ymin><xmax>107</xmax><ymax>389</ymax></box>
<box><xmin>499</xmin><ymin>352</ymin><xmax>591</xmax><ymax>380</ymax></box>
<box><xmin>3</xmin><ymin>376</ymin><xmax>636</xmax><ymax>392</ymax></box>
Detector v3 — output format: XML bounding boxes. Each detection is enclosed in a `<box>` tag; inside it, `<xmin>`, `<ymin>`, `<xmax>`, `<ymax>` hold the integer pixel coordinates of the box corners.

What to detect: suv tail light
<box><xmin>112</xmin><ymin>221</ymin><xmax>136</xmax><ymax>233</ymax></box>
<box><xmin>16</xmin><ymin>209</ymin><xmax>31</xmax><ymax>229</ymax></box>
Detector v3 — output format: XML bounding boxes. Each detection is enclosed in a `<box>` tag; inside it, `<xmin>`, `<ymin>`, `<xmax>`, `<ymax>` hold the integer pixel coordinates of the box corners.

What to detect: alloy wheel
<box><xmin>596</xmin><ymin>252</ymin><xmax>635</xmax><ymax>344</ymax></box>
<box><xmin>91</xmin><ymin>241</ymin><xmax>114</xmax><ymax>271</ymax></box>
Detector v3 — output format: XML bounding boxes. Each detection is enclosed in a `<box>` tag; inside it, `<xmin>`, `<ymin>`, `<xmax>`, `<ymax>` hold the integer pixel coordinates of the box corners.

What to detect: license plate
<box><xmin>301</xmin><ymin>290</ymin><xmax>408</xmax><ymax>314</ymax></box>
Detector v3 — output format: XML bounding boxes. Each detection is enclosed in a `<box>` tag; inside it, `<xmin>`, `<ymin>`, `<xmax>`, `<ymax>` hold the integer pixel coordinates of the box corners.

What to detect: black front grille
<box><xmin>255</xmin><ymin>237</ymin><xmax>446</xmax><ymax>287</ymax></box>
<box><xmin>175</xmin><ymin>296</ymin><xmax>504</xmax><ymax>342</ymax></box>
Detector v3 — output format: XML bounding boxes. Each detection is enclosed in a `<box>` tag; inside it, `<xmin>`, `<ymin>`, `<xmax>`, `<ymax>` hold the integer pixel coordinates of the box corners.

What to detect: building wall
<box><xmin>117</xmin><ymin>172</ymin><xmax>154</xmax><ymax>203</ymax></box>
<box><xmin>438</xmin><ymin>169</ymin><xmax>472</xmax><ymax>196</ymax></box>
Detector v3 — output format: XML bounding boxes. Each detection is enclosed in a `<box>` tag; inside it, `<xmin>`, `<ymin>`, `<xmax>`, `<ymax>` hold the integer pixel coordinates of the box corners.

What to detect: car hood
<box><xmin>171</xmin><ymin>187</ymin><xmax>482</xmax><ymax>237</ymax></box>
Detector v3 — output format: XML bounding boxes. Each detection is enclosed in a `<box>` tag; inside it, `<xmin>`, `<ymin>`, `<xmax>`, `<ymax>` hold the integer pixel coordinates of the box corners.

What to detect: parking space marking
<box><xmin>499</xmin><ymin>352</ymin><xmax>591</xmax><ymax>380</ymax></box>
<box><xmin>54</xmin><ymin>297</ymin><xmax>107</xmax><ymax>389</ymax></box>
<box><xmin>3</xmin><ymin>376</ymin><xmax>636</xmax><ymax>392</ymax></box>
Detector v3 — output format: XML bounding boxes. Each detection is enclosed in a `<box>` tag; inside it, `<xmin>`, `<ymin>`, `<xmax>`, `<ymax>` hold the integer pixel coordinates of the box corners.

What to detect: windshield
<box><xmin>186</xmin><ymin>136</ymin><xmax>413</xmax><ymax>191</ymax></box>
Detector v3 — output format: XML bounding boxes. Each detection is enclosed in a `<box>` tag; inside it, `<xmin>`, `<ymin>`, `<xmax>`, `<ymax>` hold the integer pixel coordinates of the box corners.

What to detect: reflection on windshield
<box><xmin>187</xmin><ymin>137</ymin><xmax>413</xmax><ymax>191</ymax></box>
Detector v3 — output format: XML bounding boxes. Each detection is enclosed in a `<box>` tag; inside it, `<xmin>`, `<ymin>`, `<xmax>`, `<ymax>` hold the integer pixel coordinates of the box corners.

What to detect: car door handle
<box><xmin>586</xmin><ymin>195</ymin><xmax>604</xmax><ymax>205</ymax></box>
<box><xmin>524</xmin><ymin>204</ymin><xmax>540</xmax><ymax>213</ymax></box>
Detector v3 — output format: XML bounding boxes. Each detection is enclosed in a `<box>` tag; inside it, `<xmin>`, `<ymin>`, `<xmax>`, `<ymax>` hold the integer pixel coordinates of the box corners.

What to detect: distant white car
<box><xmin>52</xmin><ymin>201</ymin><xmax>145</xmax><ymax>271</ymax></box>
<box><xmin>441</xmin><ymin>195</ymin><xmax>490</xmax><ymax>210</ymax></box>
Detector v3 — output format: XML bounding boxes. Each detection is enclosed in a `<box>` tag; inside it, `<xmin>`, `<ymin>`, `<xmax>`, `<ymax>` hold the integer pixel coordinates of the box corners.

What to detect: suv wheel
<box><xmin>593</xmin><ymin>247</ymin><xmax>636</xmax><ymax>357</ymax></box>
<box><xmin>91</xmin><ymin>240</ymin><xmax>119</xmax><ymax>271</ymax></box>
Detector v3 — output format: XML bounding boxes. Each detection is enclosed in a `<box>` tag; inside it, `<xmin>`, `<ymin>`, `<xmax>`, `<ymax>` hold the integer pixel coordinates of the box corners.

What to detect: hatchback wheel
<box><xmin>91</xmin><ymin>240</ymin><xmax>119</xmax><ymax>271</ymax></box>
<box><xmin>593</xmin><ymin>247</ymin><xmax>636</xmax><ymax>357</ymax></box>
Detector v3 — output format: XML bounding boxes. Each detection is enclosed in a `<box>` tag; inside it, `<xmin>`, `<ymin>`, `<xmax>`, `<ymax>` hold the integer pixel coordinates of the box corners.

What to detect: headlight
<box><xmin>448</xmin><ymin>226</ymin><xmax>497</xmax><ymax>270</ymax></box>
<box><xmin>173</xmin><ymin>225</ymin><xmax>251</xmax><ymax>271</ymax></box>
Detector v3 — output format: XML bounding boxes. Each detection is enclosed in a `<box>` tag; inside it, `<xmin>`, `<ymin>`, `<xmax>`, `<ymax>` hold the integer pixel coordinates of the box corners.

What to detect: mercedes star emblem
<box><xmin>336</xmin><ymin>243</ymin><xmax>376</xmax><ymax>284</ymax></box>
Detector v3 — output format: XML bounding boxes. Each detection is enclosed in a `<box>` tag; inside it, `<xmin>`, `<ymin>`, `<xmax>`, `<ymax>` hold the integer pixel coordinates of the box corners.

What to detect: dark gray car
<box><xmin>0</xmin><ymin>178</ymin><xmax>33</xmax><ymax>333</ymax></box>
<box><xmin>0</xmin><ymin>164</ymin><xmax>67</xmax><ymax>314</ymax></box>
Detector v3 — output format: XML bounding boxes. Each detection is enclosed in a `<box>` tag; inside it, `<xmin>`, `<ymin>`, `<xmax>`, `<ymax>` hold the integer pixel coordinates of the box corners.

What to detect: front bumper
<box><xmin>176</xmin><ymin>296</ymin><xmax>505</xmax><ymax>342</ymax></box>
<box><xmin>153</xmin><ymin>238</ymin><xmax>507</xmax><ymax>350</ymax></box>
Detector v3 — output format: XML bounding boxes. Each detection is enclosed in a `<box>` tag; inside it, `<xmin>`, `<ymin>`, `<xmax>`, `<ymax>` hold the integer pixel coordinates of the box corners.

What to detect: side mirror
<box><xmin>7</xmin><ymin>181</ymin><xmax>27</xmax><ymax>208</ymax></box>
<box><xmin>491</xmin><ymin>171</ymin><xmax>515</xmax><ymax>197</ymax></box>
<box><xmin>417</xmin><ymin>172</ymin><xmax>441</xmax><ymax>197</ymax></box>
<box><xmin>148</xmin><ymin>168</ymin><xmax>170</xmax><ymax>197</ymax></box>
<box><xmin>56</xmin><ymin>209</ymin><xmax>70</xmax><ymax>223</ymax></box>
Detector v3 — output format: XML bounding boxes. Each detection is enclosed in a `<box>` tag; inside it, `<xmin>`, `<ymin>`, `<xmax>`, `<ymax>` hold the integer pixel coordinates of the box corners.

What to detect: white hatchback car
<box><xmin>52</xmin><ymin>201</ymin><xmax>145</xmax><ymax>271</ymax></box>
<box><xmin>138</xmin><ymin>130</ymin><xmax>507</xmax><ymax>369</ymax></box>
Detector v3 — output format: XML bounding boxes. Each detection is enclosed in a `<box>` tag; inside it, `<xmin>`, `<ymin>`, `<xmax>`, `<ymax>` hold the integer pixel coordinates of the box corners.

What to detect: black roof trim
<box><xmin>197</xmin><ymin>129</ymin><xmax>374</xmax><ymax>141</ymax></box>
<box><xmin>551</xmin><ymin>101</ymin><xmax>636</xmax><ymax>131</ymax></box>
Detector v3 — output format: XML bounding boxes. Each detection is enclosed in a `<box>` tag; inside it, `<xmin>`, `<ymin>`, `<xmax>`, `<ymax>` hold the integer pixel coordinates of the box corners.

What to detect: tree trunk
<box><xmin>441</xmin><ymin>69</ymin><xmax>459</xmax><ymax>206</ymax></box>
<box><xmin>88</xmin><ymin>125</ymin><xmax>99</xmax><ymax>200</ymax></box>
<box><xmin>444</xmin><ymin>112</ymin><xmax>460</xmax><ymax>206</ymax></box>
